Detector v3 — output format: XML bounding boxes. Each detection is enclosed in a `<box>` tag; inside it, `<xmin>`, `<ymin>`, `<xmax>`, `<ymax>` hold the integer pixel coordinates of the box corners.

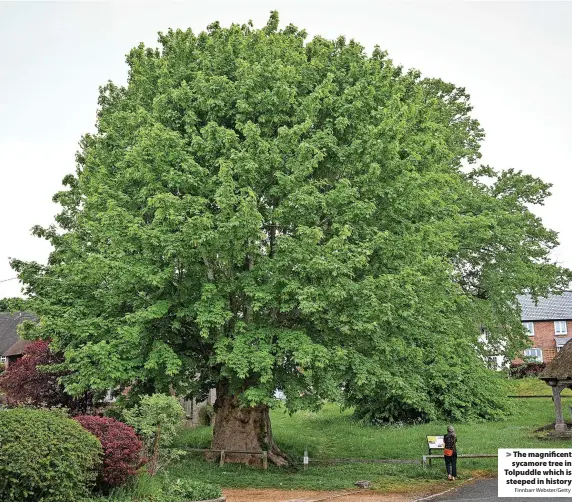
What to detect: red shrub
<box><xmin>509</xmin><ymin>361</ymin><xmax>546</xmax><ymax>378</ymax></box>
<box><xmin>0</xmin><ymin>340</ymin><xmax>92</xmax><ymax>413</ymax></box>
<box><xmin>75</xmin><ymin>415</ymin><xmax>144</xmax><ymax>489</ymax></box>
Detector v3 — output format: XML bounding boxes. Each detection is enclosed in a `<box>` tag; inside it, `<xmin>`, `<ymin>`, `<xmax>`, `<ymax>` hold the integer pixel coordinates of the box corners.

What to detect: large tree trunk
<box><xmin>210</xmin><ymin>383</ymin><xmax>289</xmax><ymax>466</ymax></box>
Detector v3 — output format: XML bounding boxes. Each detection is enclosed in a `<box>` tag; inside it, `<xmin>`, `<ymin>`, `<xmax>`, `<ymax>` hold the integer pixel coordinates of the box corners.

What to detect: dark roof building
<box><xmin>518</xmin><ymin>292</ymin><xmax>572</xmax><ymax>321</ymax></box>
<box><xmin>0</xmin><ymin>312</ymin><xmax>36</xmax><ymax>362</ymax></box>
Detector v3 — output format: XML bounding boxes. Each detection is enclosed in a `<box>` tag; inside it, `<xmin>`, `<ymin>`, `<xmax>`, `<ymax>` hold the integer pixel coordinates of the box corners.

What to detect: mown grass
<box><xmin>168</xmin><ymin>459</ymin><xmax>447</xmax><ymax>492</ymax></box>
<box><xmin>170</xmin><ymin>377</ymin><xmax>572</xmax><ymax>491</ymax></box>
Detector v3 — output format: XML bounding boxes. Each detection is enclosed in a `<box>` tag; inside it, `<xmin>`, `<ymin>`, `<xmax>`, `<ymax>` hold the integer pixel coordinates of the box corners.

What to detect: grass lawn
<box><xmin>169</xmin><ymin>377</ymin><xmax>572</xmax><ymax>491</ymax></box>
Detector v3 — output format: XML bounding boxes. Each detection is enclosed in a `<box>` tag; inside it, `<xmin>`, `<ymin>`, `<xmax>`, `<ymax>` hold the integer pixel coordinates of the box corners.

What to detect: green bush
<box><xmin>197</xmin><ymin>403</ymin><xmax>214</xmax><ymax>426</ymax></box>
<box><xmin>168</xmin><ymin>479</ymin><xmax>222</xmax><ymax>501</ymax></box>
<box><xmin>123</xmin><ymin>394</ymin><xmax>185</xmax><ymax>474</ymax></box>
<box><xmin>84</xmin><ymin>474</ymin><xmax>223</xmax><ymax>501</ymax></box>
<box><xmin>0</xmin><ymin>408</ymin><xmax>102</xmax><ymax>501</ymax></box>
<box><xmin>349</xmin><ymin>340</ymin><xmax>511</xmax><ymax>424</ymax></box>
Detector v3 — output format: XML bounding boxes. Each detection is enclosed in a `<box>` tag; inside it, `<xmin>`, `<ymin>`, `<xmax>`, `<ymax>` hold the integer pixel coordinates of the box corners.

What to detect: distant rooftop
<box><xmin>0</xmin><ymin>312</ymin><xmax>37</xmax><ymax>356</ymax></box>
<box><xmin>519</xmin><ymin>292</ymin><xmax>572</xmax><ymax>321</ymax></box>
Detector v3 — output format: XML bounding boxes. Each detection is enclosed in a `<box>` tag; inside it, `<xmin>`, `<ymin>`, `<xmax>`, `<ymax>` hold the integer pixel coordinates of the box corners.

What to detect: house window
<box><xmin>524</xmin><ymin>348</ymin><xmax>543</xmax><ymax>362</ymax></box>
<box><xmin>522</xmin><ymin>322</ymin><xmax>535</xmax><ymax>336</ymax></box>
<box><xmin>486</xmin><ymin>356</ymin><xmax>501</xmax><ymax>370</ymax></box>
<box><xmin>554</xmin><ymin>321</ymin><xmax>568</xmax><ymax>335</ymax></box>
<box><xmin>0</xmin><ymin>356</ymin><xmax>6</xmax><ymax>364</ymax></box>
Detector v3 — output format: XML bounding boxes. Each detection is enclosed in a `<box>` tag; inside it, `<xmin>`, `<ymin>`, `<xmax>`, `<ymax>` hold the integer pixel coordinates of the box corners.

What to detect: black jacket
<box><xmin>444</xmin><ymin>432</ymin><xmax>457</xmax><ymax>451</ymax></box>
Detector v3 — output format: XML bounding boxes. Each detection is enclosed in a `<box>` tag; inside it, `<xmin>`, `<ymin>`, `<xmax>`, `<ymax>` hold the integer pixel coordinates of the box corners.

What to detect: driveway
<box><xmin>429</xmin><ymin>478</ymin><xmax>565</xmax><ymax>502</ymax></box>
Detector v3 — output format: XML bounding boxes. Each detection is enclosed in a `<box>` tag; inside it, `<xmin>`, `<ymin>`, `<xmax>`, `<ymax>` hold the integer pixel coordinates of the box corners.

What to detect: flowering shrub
<box><xmin>509</xmin><ymin>361</ymin><xmax>546</xmax><ymax>378</ymax></box>
<box><xmin>0</xmin><ymin>340</ymin><xmax>92</xmax><ymax>413</ymax></box>
<box><xmin>75</xmin><ymin>415</ymin><xmax>144</xmax><ymax>489</ymax></box>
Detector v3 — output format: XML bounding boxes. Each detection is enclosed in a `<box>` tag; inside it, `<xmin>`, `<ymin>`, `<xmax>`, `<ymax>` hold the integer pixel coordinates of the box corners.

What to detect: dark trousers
<box><xmin>444</xmin><ymin>453</ymin><xmax>457</xmax><ymax>477</ymax></box>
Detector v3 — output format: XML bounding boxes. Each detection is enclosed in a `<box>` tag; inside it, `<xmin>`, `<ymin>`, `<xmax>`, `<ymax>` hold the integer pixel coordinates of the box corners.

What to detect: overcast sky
<box><xmin>1</xmin><ymin>1</ymin><xmax>571</xmax><ymax>298</ymax></box>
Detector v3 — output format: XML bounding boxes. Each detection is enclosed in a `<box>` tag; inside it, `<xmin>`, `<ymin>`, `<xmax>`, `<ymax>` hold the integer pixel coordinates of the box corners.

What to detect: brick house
<box><xmin>517</xmin><ymin>292</ymin><xmax>572</xmax><ymax>364</ymax></box>
<box><xmin>0</xmin><ymin>312</ymin><xmax>36</xmax><ymax>368</ymax></box>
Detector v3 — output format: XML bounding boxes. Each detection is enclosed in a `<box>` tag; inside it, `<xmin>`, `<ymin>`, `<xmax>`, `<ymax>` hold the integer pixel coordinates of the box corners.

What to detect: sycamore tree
<box><xmin>12</xmin><ymin>13</ymin><xmax>570</xmax><ymax>463</ymax></box>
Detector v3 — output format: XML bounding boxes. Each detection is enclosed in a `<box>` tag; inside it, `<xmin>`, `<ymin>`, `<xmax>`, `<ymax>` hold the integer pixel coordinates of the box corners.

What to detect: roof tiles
<box><xmin>518</xmin><ymin>292</ymin><xmax>572</xmax><ymax>322</ymax></box>
<box><xmin>0</xmin><ymin>312</ymin><xmax>37</xmax><ymax>356</ymax></box>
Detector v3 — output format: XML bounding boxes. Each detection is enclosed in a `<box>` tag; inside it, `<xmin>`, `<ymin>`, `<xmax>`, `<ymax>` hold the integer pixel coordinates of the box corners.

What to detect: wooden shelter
<box><xmin>539</xmin><ymin>339</ymin><xmax>572</xmax><ymax>432</ymax></box>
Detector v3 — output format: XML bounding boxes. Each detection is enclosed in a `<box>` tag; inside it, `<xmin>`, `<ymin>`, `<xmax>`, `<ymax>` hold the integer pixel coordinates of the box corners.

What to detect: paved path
<box><xmin>430</xmin><ymin>478</ymin><xmax>565</xmax><ymax>502</ymax></box>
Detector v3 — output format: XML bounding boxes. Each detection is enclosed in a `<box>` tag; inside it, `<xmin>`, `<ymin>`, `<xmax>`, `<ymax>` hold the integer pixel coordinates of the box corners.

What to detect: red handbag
<box><xmin>443</xmin><ymin>448</ymin><xmax>454</xmax><ymax>457</ymax></box>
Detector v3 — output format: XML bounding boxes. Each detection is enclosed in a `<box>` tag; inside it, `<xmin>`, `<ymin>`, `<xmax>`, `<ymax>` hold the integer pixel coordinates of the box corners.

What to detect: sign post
<box><xmin>426</xmin><ymin>435</ymin><xmax>445</xmax><ymax>466</ymax></box>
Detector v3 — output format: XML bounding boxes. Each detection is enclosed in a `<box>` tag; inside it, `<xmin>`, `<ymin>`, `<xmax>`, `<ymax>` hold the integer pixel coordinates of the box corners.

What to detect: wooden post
<box><xmin>552</xmin><ymin>385</ymin><xmax>567</xmax><ymax>433</ymax></box>
<box><xmin>219</xmin><ymin>450</ymin><xmax>225</xmax><ymax>467</ymax></box>
<box><xmin>262</xmin><ymin>450</ymin><xmax>268</xmax><ymax>470</ymax></box>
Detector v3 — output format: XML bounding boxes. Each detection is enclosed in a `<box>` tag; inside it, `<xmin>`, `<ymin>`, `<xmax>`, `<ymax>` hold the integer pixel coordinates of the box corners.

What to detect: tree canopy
<box><xmin>11</xmin><ymin>12</ymin><xmax>570</xmax><ymax>451</ymax></box>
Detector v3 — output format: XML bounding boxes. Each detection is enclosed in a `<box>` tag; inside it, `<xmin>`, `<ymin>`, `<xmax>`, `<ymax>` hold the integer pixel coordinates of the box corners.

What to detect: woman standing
<box><xmin>443</xmin><ymin>425</ymin><xmax>457</xmax><ymax>480</ymax></box>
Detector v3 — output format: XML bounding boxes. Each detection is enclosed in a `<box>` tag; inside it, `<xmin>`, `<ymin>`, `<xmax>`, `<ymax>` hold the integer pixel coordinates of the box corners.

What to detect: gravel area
<box><xmin>222</xmin><ymin>488</ymin><xmax>429</xmax><ymax>502</ymax></box>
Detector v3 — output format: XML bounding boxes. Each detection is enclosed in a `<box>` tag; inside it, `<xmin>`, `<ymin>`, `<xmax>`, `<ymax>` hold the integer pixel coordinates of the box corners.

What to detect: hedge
<box><xmin>0</xmin><ymin>408</ymin><xmax>102</xmax><ymax>501</ymax></box>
